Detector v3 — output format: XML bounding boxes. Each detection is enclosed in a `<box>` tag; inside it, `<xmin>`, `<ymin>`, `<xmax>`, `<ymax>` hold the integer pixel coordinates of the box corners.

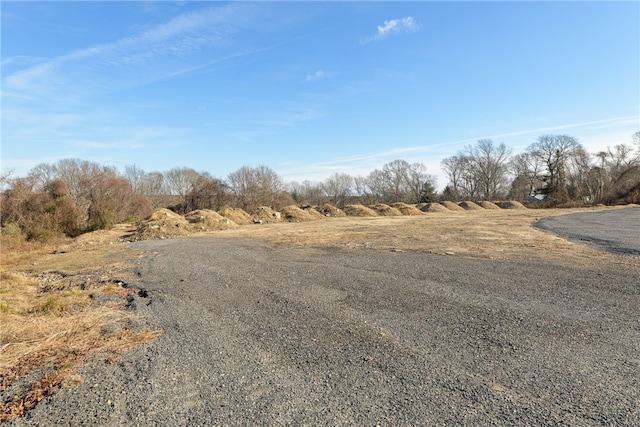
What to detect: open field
<box><xmin>2</xmin><ymin>206</ymin><xmax>639</xmax><ymax>424</ymax></box>
<box><xmin>202</xmin><ymin>206</ymin><xmax>640</xmax><ymax>269</ymax></box>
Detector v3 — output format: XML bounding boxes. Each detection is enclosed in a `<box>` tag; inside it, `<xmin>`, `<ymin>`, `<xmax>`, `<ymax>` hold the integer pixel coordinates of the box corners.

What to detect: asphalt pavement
<box><xmin>10</xmin><ymin>235</ymin><xmax>640</xmax><ymax>426</ymax></box>
<box><xmin>534</xmin><ymin>207</ymin><xmax>640</xmax><ymax>255</ymax></box>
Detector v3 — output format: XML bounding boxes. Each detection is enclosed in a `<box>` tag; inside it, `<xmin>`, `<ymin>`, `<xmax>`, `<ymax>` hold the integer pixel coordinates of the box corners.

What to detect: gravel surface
<box><xmin>9</xmin><ymin>237</ymin><xmax>640</xmax><ymax>426</ymax></box>
<box><xmin>534</xmin><ymin>207</ymin><xmax>640</xmax><ymax>255</ymax></box>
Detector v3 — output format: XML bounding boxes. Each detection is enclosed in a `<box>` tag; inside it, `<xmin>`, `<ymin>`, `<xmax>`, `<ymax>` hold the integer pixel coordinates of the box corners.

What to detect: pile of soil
<box><xmin>369</xmin><ymin>204</ymin><xmax>403</xmax><ymax>216</ymax></box>
<box><xmin>440</xmin><ymin>201</ymin><xmax>465</xmax><ymax>211</ymax></box>
<box><xmin>421</xmin><ymin>203</ymin><xmax>450</xmax><ymax>213</ymax></box>
<box><xmin>497</xmin><ymin>201</ymin><xmax>528</xmax><ymax>209</ymax></box>
<box><xmin>390</xmin><ymin>203</ymin><xmax>424</xmax><ymax>216</ymax></box>
<box><xmin>316</xmin><ymin>203</ymin><xmax>346</xmax><ymax>217</ymax></box>
<box><xmin>129</xmin><ymin>209</ymin><xmax>192</xmax><ymax>241</ymax></box>
<box><xmin>219</xmin><ymin>207</ymin><xmax>253</xmax><ymax>225</ymax></box>
<box><xmin>280</xmin><ymin>205</ymin><xmax>322</xmax><ymax>223</ymax></box>
<box><xmin>459</xmin><ymin>201</ymin><xmax>483</xmax><ymax>210</ymax></box>
<box><xmin>184</xmin><ymin>210</ymin><xmax>238</xmax><ymax>230</ymax></box>
<box><xmin>302</xmin><ymin>206</ymin><xmax>327</xmax><ymax>220</ymax></box>
<box><xmin>478</xmin><ymin>201</ymin><xmax>501</xmax><ymax>210</ymax></box>
<box><xmin>343</xmin><ymin>204</ymin><xmax>379</xmax><ymax>217</ymax></box>
<box><xmin>251</xmin><ymin>206</ymin><xmax>281</xmax><ymax>224</ymax></box>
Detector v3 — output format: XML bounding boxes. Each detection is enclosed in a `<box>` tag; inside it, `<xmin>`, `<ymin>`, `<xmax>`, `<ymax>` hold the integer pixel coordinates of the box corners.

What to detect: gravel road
<box><xmin>10</xmin><ymin>237</ymin><xmax>640</xmax><ymax>426</ymax></box>
<box><xmin>534</xmin><ymin>207</ymin><xmax>640</xmax><ymax>255</ymax></box>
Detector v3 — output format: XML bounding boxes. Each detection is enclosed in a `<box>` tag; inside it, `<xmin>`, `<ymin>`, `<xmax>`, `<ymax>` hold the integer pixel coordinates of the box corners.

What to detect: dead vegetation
<box><xmin>0</xmin><ymin>234</ymin><xmax>159</xmax><ymax>422</ymax></box>
<box><xmin>2</xmin><ymin>202</ymin><xmax>637</xmax><ymax>421</ymax></box>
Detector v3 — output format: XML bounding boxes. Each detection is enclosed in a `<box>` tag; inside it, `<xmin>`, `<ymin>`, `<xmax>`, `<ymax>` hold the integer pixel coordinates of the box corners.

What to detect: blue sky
<box><xmin>2</xmin><ymin>1</ymin><xmax>639</xmax><ymax>188</ymax></box>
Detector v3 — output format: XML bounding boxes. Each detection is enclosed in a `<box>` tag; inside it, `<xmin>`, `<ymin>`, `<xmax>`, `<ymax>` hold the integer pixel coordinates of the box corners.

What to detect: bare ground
<box><xmin>3</xmin><ymin>206</ymin><xmax>639</xmax><ymax>424</ymax></box>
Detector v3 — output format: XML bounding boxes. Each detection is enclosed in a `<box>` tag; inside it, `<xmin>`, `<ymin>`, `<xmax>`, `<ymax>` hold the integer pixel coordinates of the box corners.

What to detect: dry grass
<box><xmin>215</xmin><ymin>206</ymin><xmax>639</xmax><ymax>269</ymax></box>
<box><xmin>0</xmin><ymin>233</ymin><xmax>159</xmax><ymax>422</ymax></box>
<box><xmin>0</xmin><ymin>233</ymin><xmax>70</xmax><ymax>268</ymax></box>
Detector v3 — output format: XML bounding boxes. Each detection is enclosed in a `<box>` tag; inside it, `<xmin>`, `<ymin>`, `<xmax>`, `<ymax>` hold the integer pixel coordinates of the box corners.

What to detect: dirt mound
<box><xmin>148</xmin><ymin>208</ymin><xmax>185</xmax><ymax>222</ymax></box>
<box><xmin>129</xmin><ymin>209</ymin><xmax>192</xmax><ymax>241</ymax></box>
<box><xmin>251</xmin><ymin>206</ymin><xmax>281</xmax><ymax>224</ymax></box>
<box><xmin>497</xmin><ymin>201</ymin><xmax>528</xmax><ymax>209</ymax></box>
<box><xmin>440</xmin><ymin>201</ymin><xmax>465</xmax><ymax>211</ymax></box>
<box><xmin>479</xmin><ymin>201</ymin><xmax>501</xmax><ymax>210</ymax></box>
<box><xmin>316</xmin><ymin>203</ymin><xmax>346</xmax><ymax>217</ymax></box>
<box><xmin>421</xmin><ymin>203</ymin><xmax>450</xmax><ymax>213</ymax></box>
<box><xmin>219</xmin><ymin>207</ymin><xmax>253</xmax><ymax>225</ymax></box>
<box><xmin>390</xmin><ymin>203</ymin><xmax>424</xmax><ymax>216</ymax></box>
<box><xmin>280</xmin><ymin>205</ymin><xmax>321</xmax><ymax>222</ymax></box>
<box><xmin>302</xmin><ymin>206</ymin><xmax>327</xmax><ymax>220</ymax></box>
<box><xmin>369</xmin><ymin>204</ymin><xmax>403</xmax><ymax>216</ymax></box>
<box><xmin>184</xmin><ymin>209</ymin><xmax>238</xmax><ymax>230</ymax></box>
<box><xmin>343</xmin><ymin>204</ymin><xmax>379</xmax><ymax>217</ymax></box>
<box><xmin>459</xmin><ymin>201</ymin><xmax>483</xmax><ymax>210</ymax></box>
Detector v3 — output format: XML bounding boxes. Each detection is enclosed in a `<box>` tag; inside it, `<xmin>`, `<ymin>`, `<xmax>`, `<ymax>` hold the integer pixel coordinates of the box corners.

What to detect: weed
<box><xmin>0</xmin><ymin>236</ymin><xmax>159</xmax><ymax>422</ymax></box>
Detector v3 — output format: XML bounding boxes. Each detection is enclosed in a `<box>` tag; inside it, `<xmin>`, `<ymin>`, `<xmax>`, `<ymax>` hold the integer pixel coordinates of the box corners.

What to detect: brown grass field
<box><xmin>1</xmin><ymin>205</ymin><xmax>638</xmax><ymax>421</ymax></box>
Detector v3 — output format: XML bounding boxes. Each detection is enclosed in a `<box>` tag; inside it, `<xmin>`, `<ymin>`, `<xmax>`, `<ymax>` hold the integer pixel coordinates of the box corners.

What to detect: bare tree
<box><xmin>441</xmin><ymin>155</ymin><xmax>465</xmax><ymax>201</ymax></box>
<box><xmin>442</xmin><ymin>140</ymin><xmax>510</xmax><ymax>201</ymax></box>
<box><xmin>227</xmin><ymin>165</ymin><xmax>284</xmax><ymax>211</ymax></box>
<box><xmin>322</xmin><ymin>173</ymin><xmax>354</xmax><ymax>208</ymax></box>
<box><xmin>164</xmin><ymin>167</ymin><xmax>201</xmax><ymax>199</ymax></box>
<box><xmin>527</xmin><ymin>134</ymin><xmax>582</xmax><ymax>205</ymax></box>
<box><xmin>184</xmin><ymin>173</ymin><xmax>232</xmax><ymax>212</ymax></box>
<box><xmin>288</xmin><ymin>180</ymin><xmax>325</xmax><ymax>206</ymax></box>
<box><xmin>124</xmin><ymin>164</ymin><xmax>147</xmax><ymax>195</ymax></box>
<box><xmin>508</xmin><ymin>152</ymin><xmax>546</xmax><ymax>200</ymax></box>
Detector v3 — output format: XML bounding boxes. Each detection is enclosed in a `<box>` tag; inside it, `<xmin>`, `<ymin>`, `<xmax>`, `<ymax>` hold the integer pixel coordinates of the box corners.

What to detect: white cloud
<box><xmin>363</xmin><ymin>16</ymin><xmax>419</xmax><ymax>44</ymax></box>
<box><xmin>306</xmin><ymin>69</ymin><xmax>338</xmax><ymax>82</ymax></box>
<box><xmin>2</xmin><ymin>3</ymin><xmax>254</xmax><ymax>99</ymax></box>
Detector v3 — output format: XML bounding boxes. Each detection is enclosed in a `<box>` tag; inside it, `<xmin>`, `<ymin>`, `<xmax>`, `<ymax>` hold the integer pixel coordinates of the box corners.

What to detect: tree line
<box><xmin>1</xmin><ymin>132</ymin><xmax>639</xmax><ymax>241</ymax></box>
<box><xmin>441</xmin><ymin>132</ymin><xmax>640</xmax><ymax>206</ymax></box>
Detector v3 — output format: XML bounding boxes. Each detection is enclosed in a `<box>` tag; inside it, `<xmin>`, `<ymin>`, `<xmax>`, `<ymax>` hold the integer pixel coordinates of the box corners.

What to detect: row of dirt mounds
<box><xmin>123</xmin><ymin>201</ymin><xmax>527</xmax><ymax>241</ymax></box>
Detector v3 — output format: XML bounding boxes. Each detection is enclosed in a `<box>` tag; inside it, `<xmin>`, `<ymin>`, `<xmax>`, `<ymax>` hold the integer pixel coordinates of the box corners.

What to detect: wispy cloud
<box><xmin>279</xmin><ymin>115</ymin><xmax>639</xmax><ymax>185</ymax></box>
<box><xmin>362</xmin><ymin>16</ymin><xmax>419</xmax><ymax>44</ymax></box>
<box><xmin>306</xmin><ymin>69</ymin><xmax>338</xmax><ymax>82</ymax></box>
<box><xmin>2</xmin><ymin>3</ymin><xmax>256</xmax><ymax>100</ymax></box>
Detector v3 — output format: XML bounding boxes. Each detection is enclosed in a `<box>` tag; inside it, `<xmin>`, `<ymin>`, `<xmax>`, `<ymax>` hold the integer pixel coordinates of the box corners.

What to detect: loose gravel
<box><xmin>9</xmin><ymin>237</ymin><xmax>640</xmax><ymax>426</ymax></box>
